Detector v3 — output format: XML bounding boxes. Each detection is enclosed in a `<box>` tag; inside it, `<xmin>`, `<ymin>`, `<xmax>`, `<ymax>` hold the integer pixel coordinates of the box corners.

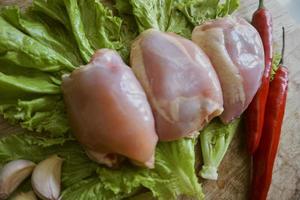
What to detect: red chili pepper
<box><xmin>250</xmin><ymin>27</ymin><xmax>288</xmax><ymax>200</ymax></box>
<box><xmin>245</xmin><ymin>0</ymin><xmax>273</xmax><ymax>154</ymax></box>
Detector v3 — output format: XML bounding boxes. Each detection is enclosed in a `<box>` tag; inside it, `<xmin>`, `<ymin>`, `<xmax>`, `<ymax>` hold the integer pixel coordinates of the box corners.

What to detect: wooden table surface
<box><xmin>0</xmin><ymin>0</ymin><xmax>299</xmax><ymax>199</ymax></box>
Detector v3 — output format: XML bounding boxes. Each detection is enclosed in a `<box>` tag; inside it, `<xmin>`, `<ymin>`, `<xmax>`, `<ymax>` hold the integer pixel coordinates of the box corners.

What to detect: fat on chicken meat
<box><xmin>131</xmin><ymin>29</ymin><xmax>223</xmax><ymax>141</ymax></box>
<box><xmin>62</xmin><ymin>49</ymin><xmax>158</xmax><ymax>168</ymax></box>
<box><xmin>192</xmin><ymin>16</ymin><xmax>264</xmax><ymax>123</ymax></box>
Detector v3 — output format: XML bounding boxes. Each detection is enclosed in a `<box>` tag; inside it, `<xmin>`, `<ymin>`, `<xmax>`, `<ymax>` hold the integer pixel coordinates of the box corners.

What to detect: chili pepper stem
<box><xmin>259</xmin><ymin>0</ymin><xmax>265</xmax><ymax>9</ymax></box>
<box><xmin>280</xmin><ymin>27</ymin><xmax>285</xmax><ymax>65</ymax></box>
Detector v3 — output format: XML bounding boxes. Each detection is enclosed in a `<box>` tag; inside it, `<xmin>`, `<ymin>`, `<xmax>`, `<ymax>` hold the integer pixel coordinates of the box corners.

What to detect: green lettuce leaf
<box><xmin>76</xmin><ymin>0</ymin><xmax>123</xmax><ymax>53</ymax></box>
<box><xmin>115</xmin><ymin>1</ymin><xmax>139</xmax><ymax>60</ymax></box>
<box><xmin>0</xmin><ymin>0</ymin><xmax>241</xmax><ymax>199</ymax></box>
<box><xmin>217</xmin><ymin>0</ymin><xmax>240</xmax><ymax>17</ymax></box>
<box><xmin>0</xmin><ymin>96</ymin><xmax>70</xmax><ymax>137</ymax></box>
<box><xmin>121</xmin><ymin>0</ymin><xmax>239</xmax><ymax>38</ymax></box>
<box><xmin>97</xmin><ymin>139</ymin><xmax>203</xmax><ymax>200</ymax></box>
<box><xmin>0</xmin><ymin>71</ymin><xmax>60</xmax><ymax>98</ymax></box>
<box><xmin>0</xmin><ymin>5</ymin><xmax>74</xmax><ymax>135</ymax></box>
<box><xmin>128</xmin><ymin>192</ymin><xmax>156</xmax><ymax>200</ymax></box>
<box><xmin>33</xmin><ymin>0</ymin><xmax>131</xmax><ymax>62</ymax></box>
<box><xmin>199</xmin><ymin>118</ymin><xmax>241</xmax><ymax>180</ymax></box>
<box><xmin>0</xmin><ymin>0</ymin><xmax>240</xmax><ymax>135</ymax></box>
<box><xmin>0</xmin><ymin>133</ymin><xmax>97</xmax><ymax>186</ymax></box>
<box><xmin>63</xmin><ymin>0</ymin><xmax>94</xmax><ymax>62</ymax></box>
<box><xmin>115</xmin><ymin>0</ymin><xmax>132</xmax><ymax>15</ymax></box>
<box><xmin>0</xmin><ymin>133</ymin><xmax>203</xmax><ymax>200</ymax></box>
<box><xmin>271</xmin><ymin>52</ymin><xmax>282</xmax><ymax>79</ymax></box>
<box><xmin>125</xmin><ymin>0</ymin><xmax>193</xmax><ymax>38</ymax></box>
<box><xmin>166</xmin><ymin>8</ymin><xmax>194</xmax><ymax>38</ymax></box>
<box><xmin>0</xmin><ymin>6</ymin><xmax>82</xmax><ymax>67</ymax></box>
<box><xmin>32</xmin><ymin>0</ymin><xmax>70</xmax><ymax>28</ymax></box>
<box><xmin>0</xmin><ymin>0</ymin><xmax>134</xmax><ymax>135</ymax></box>
<box><xmin>176</xmin><ymin>0</ymin><xmax>239</xmax><ymax>26</ymax></box>
<box><xmin>61</xmin><ymin>178</ymin><xmax>124</xmax><ymax>200</ymax></box>
<box><xmin>129</xmin><ymin>0</ymin><xmax>173</xmax><ymax>32</ymax></box>
<box><xmin>0</xmin><ymin>15</ymin><xmax>75</xmax><ymax>73</ymax></box>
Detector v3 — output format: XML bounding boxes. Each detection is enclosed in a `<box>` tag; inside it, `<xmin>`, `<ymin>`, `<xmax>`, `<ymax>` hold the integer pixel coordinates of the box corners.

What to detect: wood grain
<box><xmin>0</xmin><ymin>0</ymin><xmax>299</xmax><ymax>199</ymax></box>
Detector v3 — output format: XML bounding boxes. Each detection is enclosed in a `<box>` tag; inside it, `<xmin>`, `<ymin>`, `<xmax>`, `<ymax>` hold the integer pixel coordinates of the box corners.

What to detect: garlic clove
<box><xmin>31</xmin><ymin>155</ymin><xmax>63</xmax><ymax>200</ymax></box>
<box><xmin>0</xmin><ymin>160</ymin><xmax>36</xmax><ymax>200</ymax></box>
<box><xmin>12</xmin><ymin>191</ymin><xmax>37</xmax><ymax>200</ymax></box>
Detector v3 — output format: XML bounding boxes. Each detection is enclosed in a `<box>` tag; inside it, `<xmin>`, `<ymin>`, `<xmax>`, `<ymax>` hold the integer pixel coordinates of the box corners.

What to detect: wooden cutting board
<box><xmin>0</xmin><ymin>0</ymin><xmax>299</xmax><ymax>199</ymax></box>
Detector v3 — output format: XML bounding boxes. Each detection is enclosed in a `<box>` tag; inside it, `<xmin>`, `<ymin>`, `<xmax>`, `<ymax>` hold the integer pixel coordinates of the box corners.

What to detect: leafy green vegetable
<box><xmin>0</xmin><ymin>0</ymin><xmax>241</xmax><ymax>199</ymax></box>
<box><xmin>216</xmin><ymin>0</ymin><xmax>240</xmax><ymax>17</ymax></box>
<box><xmin>129</xmin><ymin>0</ymin><xmax>173</xmax><ymax>32</ymax></box>
<box><xmin>0</xmin><ymin>0</ymin><xmax>240</xmax><ymax>135</ymax></box>
<box><xmin>0</xmin><ymin>0</ymin><xmax>135</xmax><ymax>135</ymax></box>
<box><xmin>271</xmin><ymin>52</ymin><xmax>282</xmax><ymax>79</ymax></box>
<box><xmin>115</xmin><ymin>0</ymin><xmax>133</xmax><ymax>15</ymax></box>
<box><xmin>0</xmin><ymin>16</ymin><xmax>75</xmax><ymax>73</ymax></box>
<box><xmin>122</xmin><ymin>0</ymin><xmax>193</xmax><ymax>38</ymax></box>
<box><xmin>0</xmin><ymin>71</ymin><xmax>60</xmax><ymax>97</ymax></box>
<box><xmin>32</xmin><ymin>0</ymin><xmax>70</xmax><ymax>28</ymax></box>
<box><xmin>0</xmin><ymin>133</ymin><xmax>203</xmax><ymax>200</ymax></box>
<box><xmin>0</xmin><ymin>96</ymin><xmax>70</xmax><ymax>137</ymax></box>
<box><xmin>199</xmin><ymin>118</ymin><xmax>241</xmax><ymax>180</ymax></box>
<box><xmin>77</xmin><ymin>0</ymin><xmax>123</xmax><ymax>53</ymax></box>
<box><xmin>98</xmin><ymin>139</ymin><xmax>203</xmax><ymax>200</ymax></box>
<box><xmin>0</xmin><ymin>6</ymin><xmax>82</xmax><ymax>67</ymax></box>
<box><xmin>61</xmin><ymin>178</ymin><xmax>123</xmax><ymax>200</ymax></box>
<box><xmin>128</xmin><ymin>192</ymin><xmax>156</xmax><ymax>200</ymax></box>
<box><xmin>63</xmin><ymin>0</ymin><xmax>94</xmax><ymax>62</ymax></box>
<box><xmin>125</xmin><ymin>0</ymin><xmax>239</xmax><ymax>38</ymax></box>
<box><xmin>176</xmin><ymin>0</ymin><xmax>239</xmax><ymax>26</ymax></box>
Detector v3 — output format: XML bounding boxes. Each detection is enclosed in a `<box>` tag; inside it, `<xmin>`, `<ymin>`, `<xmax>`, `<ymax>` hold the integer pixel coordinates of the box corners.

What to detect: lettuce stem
<box><xmin>199</xmin><ymin>118</ymin><xmax>241</xmax><ymax>180</ymax></box>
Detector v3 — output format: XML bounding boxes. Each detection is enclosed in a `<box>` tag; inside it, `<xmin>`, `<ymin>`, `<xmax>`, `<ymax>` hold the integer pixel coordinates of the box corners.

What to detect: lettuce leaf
<box><xmin>199</xmin><ymin>118</ymin><xmax>241</xmax><ymax>180</ymax></box>
<box><xmin>271</xmin><ymin>52</ymin><xmax>282</xmax><ymax>79</ymax></box>
<box><xmin>0</xmin><ymin>133</ymin><xmax>203</xmax><ymax>200</ymax></box>
<box><xmin>0</xmin><ymin>0</ymin><xmax>240</xmax><ymax>135</ymax></box>
<box><xmin>61</xmin><ymin>178</ymin><xmax>124</xmax><ymax>200</ymax></box>
<box><xmin>32</xmin><ymin>0</ymin><xmax>70</xmax><ymax>28</ymax></box>
<box><xmin>121</xmin><ymin>0</ymin><xmax>193</xmax><ymax>38</ymax></box>
<box><xmin>0</xmin><ymin>0</ymin><xmax>241</xmax><ymax>199</ymax></box>
<box><xmin>115</xmin><ymin>0</ymin><xmax>132</xmax><ymax>15</ymax></box>
<box><xmin>176</xmin><ymin>0</ymin><xmax>239</xmax><ymax>26</ymax></box>
<box><xmin>32</xmin><ymin>0</ymin><xmax>131</xmax><ymax>62</ymax></box>
<box><xmin>0</xmin><ymin>0</ymin><xmax>135</xmax><ymax>135</ymax></box>
<box><xmin>97</xmin><ymin>139</ymin><xmax>203</xmax><ymax>200</ymax></box>
<box><xmin>119</xmin><ymin>0</ymin><xmax>239</xmax><ymax>38</ymax></box>
<box><xmin>0</xmin><ymin>15</ymin><xmax>75</xmax><ymax>73</ymax></box>
<box><xmin>0</xmin><ymin>6</ymin><xmax>83</xmax><ymax>67</ymax></box>
<box><xmin>63</xmin><ymin>0</ymin><xmax>94</xmax><ymax>62</ymax></box>
<box><xmin>129</xmin><ymin>0</ymin><xmax>173</xmax><ymax>32</ymax></box>
<box><xmin>76</xmin><ymin>0</ymin><xmax>123</xmax><ymax>54</ymax></box>
<box><xmin>0</xmin><ymin>96</ymin><xmax>70</xmax><ymax>137</ymax></box>
<box><xmin>128</xmin><ymin>192</ymin><xmax>156</xmax><ymax>200</ymax></box>
<box><xmin>0</xmin><ymin>71</ymin><xmax>60</xmax><ymax>98</ymax></box>
<box><xmin>216</xmin><ymin>0</ymin><xmax>240</xmax><ymax>17</ymax></box>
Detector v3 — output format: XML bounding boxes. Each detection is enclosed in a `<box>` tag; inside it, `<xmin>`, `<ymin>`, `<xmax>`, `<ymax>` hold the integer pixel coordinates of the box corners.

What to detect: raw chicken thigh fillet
<box><xmin>192</xmin><ymin>16</ymin><xmax>264</xmax><ymax>123</ymax></box>
<box><xmin>62</xmin><ymin>49</ymin><xmax>158</xmax><ymax>168</ymax></box>
<box><xmin>131</xmin><ymin>29</ymin><xmax>224</xmax><ymax>141</ymax></box>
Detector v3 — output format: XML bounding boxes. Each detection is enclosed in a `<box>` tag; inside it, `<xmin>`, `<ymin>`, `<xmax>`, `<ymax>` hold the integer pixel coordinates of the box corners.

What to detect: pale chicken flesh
<box><xmin>192</xmin><ymin>17</ymin><xmax>264</xmax><ymax>123</ymax></box>
<box><xmin>62</xmin><ymin>49</ymin><xmax>158</xmax><ymax>168</ymax></box>
<box><xmin>131</xmin><ymin>29</ymin><xmax>223</xmax><ymax>141</ymax></box>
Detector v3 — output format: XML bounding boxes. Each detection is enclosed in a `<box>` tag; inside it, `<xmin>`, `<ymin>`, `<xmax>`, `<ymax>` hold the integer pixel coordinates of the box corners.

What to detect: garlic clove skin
<box><xmin>12</xmin><ymin>191</ymin><xmax>37</xmax><ymax>200</ymax></box>
<box><xmin>31</xmin><ymin>155</ymin><xmax>63</xmax><ymax>200</ymax></box>
<box><xmin>0</xmin><ymin>160</ymin><xmax>36</xmax><ymax>200</ymax></box>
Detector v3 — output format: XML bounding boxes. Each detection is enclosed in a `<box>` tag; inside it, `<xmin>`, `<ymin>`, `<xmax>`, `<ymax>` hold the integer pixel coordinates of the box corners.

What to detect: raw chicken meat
<box><xmin>62</xmin><ymin>49</ymin><xmax>158</xmax><ymax>168</ymax></box>
<box><xmin>192</xmin><ymin>17</ymin><xmax>264</xmax><ymax>123</ymax></box>
<box><xmin>131</xmin><ymin>29</ymin><xmax>223</xmax><ymax>141</ymax></box>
